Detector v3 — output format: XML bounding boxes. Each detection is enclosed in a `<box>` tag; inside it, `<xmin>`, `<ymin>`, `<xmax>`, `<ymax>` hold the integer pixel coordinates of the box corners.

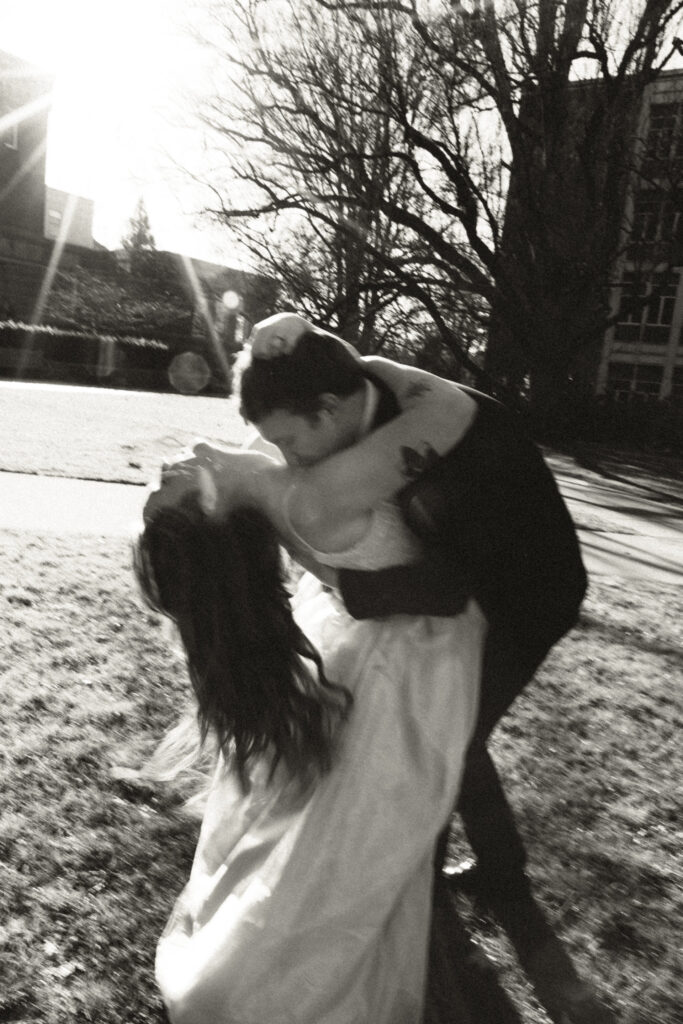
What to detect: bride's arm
<box><xmin>287</xmin><ymin>359</ymin><xmax>477</xmax><ymax>537</ymax></box>
<box><xmin>248</xmin><ymin>314</ymin><xmax>477</xmax><ymax>519</ymax></box>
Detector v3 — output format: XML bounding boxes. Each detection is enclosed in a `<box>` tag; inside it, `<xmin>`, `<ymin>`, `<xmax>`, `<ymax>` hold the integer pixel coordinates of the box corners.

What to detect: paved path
<box><xmin>1</xmin><ymin>459</ymin><xmax>681</xmax><ymax>586</ymax></box>
<box><xmin>544</xmin><ymin>453</ymin><xmax>682</xmax><ymax>586</ymax></box>
<box><xmin>0</xmin><ymin>471</ymin><xmax>145</xmax><ymax>537</ymax></box>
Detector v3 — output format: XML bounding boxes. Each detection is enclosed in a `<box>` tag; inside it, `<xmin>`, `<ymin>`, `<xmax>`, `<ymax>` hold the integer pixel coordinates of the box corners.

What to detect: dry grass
<box><xmin>1</xmin><ymin>529</ymin><xmax>681</xmax><ymax>1023</ymax></box>
<box><xmin>0</xmin><ymin>532</ymin><xmax>196</xmax><ymax>1022</ymax></box>
<box><xmin>452</xmin><ymin>575</ymin><xmax>683</xmax><ymax>1023</ymax></box>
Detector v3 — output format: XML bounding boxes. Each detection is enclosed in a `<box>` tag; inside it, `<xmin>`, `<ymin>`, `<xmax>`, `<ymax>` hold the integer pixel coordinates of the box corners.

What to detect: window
<box><xmin>628</xmin><ymin>189</ymin><xmax>682</xmax><ymax>260</ymax></box>
<box><xmin>607</xmin><ymin>362</ymin><xmax>663</xmax><ymax>400</ymax></box>
<box><xmin>642</xmin><ymin>272</ymin><xmax>678</xmax><ymax>345</ymax></box>
<box><xmin>614</xmin><ymin>272</ymin><xmax>646</xmax><ymax>343</ymax></box>
<box><xmin>0</xmin><ymin>76</ymin><xmax>19</xmax><ymax>149</ymax></box>
<box><xmin>614</xmin><ymin>271</ymin><xmax>678</xmax><ymax>347</ymax></box>
<box><xmin>1</xmin><ymin>122</ymin><xmax>18</xmax><ymax>149</ymax></box>
<box><xmin>646</xmin><ymin>103</ymin><xmax>677</xmax><ymax>158</ymax></box>
<box><xmin>45</xmin><ymin>209</ymin><xmax>62</xmax><ymax>240</ymax></box>
<box><xmin>671</xmin><ymin>366</ymin><xmax>683</xmax><ymax>401</ymax></box>
<box><xmin>633</xmin><ymin>97</ymin><xmax>683</xmax><ymax>262</ymax></box>
<box><xmin>643</xmin><ymin>101</ymin><xmax>683</xmax><ymax>177</ymax></box>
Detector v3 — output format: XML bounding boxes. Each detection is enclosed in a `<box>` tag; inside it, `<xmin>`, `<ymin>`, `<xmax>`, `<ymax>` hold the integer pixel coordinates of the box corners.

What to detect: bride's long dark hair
<box><xmin>134</xmin><ymin>494</ymin><xmax>352</xmax><ymax>790</ymax></box>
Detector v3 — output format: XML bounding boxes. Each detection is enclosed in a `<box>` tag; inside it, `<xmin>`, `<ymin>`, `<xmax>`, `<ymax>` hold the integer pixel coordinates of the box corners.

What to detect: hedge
<box><xmin>0</xmin><ymin>322</ymin><xmax>231</xmax><ymax>396</ymax></box>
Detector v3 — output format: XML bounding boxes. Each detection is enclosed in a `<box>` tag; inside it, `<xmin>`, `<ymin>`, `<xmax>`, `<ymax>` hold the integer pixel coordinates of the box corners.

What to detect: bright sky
<box><xmin>0</xmin><ymin>0</ymin><xmax>234</xmax><ymax>262</ymax></box>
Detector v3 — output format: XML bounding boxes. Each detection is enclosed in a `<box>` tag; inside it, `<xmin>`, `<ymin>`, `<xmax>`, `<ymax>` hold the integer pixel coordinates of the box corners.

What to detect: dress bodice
<box><xmin>301</xmin><ymin>500</ymin><xmax>421</xmax><ymax>570</ymax></box>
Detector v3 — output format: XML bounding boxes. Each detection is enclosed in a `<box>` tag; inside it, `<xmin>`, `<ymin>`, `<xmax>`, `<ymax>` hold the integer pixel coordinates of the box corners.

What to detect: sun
<box><xmin>1</xmin><ymin>0</ymin><xmax>207</xmax><ymax>248</ymax></box>
<box><xmin>48</xmin><ymin>3</ymin><xmax>196</xmax><ymax>187</ymax></box>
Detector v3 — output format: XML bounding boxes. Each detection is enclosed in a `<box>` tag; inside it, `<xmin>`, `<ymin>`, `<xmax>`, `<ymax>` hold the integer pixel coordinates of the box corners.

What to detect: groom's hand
<box><xmin>248</xmin><ymin>312</ymin><xmax>313</xmax><ymax>358</ymax></box>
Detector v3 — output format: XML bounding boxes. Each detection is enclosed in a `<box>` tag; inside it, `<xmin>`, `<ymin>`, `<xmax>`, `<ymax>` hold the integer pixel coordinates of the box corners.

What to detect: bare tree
<box><xmin>316</xmin><ymin>0</ymin><xmax>683</xmax><ymax>415</ymax></box>
<box><xmin>189</xmin><ymin>0</ymin><xmax>485</xmax><ymax>361</ymax></box>
<box><xmin>191</xmin><ymin>0</ymin><xmax>683</xmax><ymax>413</ymax></box>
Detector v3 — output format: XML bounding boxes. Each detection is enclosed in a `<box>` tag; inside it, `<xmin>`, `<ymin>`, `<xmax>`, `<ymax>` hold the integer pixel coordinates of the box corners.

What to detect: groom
<box><xmin>237</xmin><ymin>311</ymin><xmax>587</xmax><ymax>832</ymax></box>
<box><xmin>206</xmin><ymin>315</ymin><xmax>609</xmax><ymax>1022</ymax></box>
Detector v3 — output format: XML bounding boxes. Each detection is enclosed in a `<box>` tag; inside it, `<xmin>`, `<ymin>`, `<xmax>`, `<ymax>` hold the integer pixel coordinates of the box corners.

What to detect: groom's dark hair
<box><xmin>239</xmin><ymin>329</ymin><xmax>368</xmax><ymax>423</ymax></box>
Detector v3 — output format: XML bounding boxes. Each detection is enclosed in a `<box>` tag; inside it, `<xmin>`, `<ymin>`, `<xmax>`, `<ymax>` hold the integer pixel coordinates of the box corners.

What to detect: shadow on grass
<box><xmin>426</xmin><ymin>881</ymin><xmax>523</xmax><ymax>1024</ymax></box>
<box><xmin>577</xmin><ymin>610</ymin><xmax>683</xmax><ymax>661</ymax></box>
<box><xmin>573</xmin><ymin>450</ymin><xmax>683</xmax><ymax>508</ymax></box>
<box><xmin>571</xmin><ymin>492</ymin><xmax>683</xmax><ymax>527</ymax></box>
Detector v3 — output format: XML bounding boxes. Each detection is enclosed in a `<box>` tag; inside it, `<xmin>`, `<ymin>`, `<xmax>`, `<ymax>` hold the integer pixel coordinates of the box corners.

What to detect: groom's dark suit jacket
<box><xmin>337</xmin><ymin>371</ymin><xmax>588</xmax><ymax>722</ymax></box>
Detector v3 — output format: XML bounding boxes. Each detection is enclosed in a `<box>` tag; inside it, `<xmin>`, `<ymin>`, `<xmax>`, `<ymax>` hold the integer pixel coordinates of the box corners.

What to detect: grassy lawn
<box><xmin>0</xmin><ymin>383</ymin><xmax>251</xmax><ymax>484</ymax></box>
<box><xmin>453</xmin><ymin>577</ymin><xmax>683</xmax><ymax>1023</ymax></box>
<box><xmin>1</xmin><ymin>532</ymin><xmax>681</xmax><ymax>1022</ymax></box>
<box><xmin>0</xmin><ymin>531</ymin><xmax>195</xmax><ymax>1022</ymax></box>
<box><xmin>1</xmin><ymin>382</ymin><xmax>682</xmax><ymax>1022</ymax></box>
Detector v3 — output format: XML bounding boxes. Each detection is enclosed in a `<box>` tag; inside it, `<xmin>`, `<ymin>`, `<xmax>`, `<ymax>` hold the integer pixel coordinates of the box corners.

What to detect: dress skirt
<box><xmin>156</xmin><ymin>579</ymin><xmax>486</xmax><ymax>1024</ymax></box>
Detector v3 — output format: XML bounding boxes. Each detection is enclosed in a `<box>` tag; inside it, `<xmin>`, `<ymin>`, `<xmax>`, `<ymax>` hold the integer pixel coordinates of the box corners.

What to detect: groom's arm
<box><xmin>337</xmin><ymin>469</ymin><xmax>475</xmax><ymax>620</ymax></box>
<box><xmin>337</xmin><ymin>548</ymin><xmax>473</xmax><ymax>619</ymax></box>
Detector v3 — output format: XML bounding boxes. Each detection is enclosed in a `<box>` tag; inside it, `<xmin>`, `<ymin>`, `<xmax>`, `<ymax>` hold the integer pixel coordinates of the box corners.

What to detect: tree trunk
<box><xmin>528</xmin><ymin>363</ymin><xmax>584</xmax><ymax>444</ymax></box>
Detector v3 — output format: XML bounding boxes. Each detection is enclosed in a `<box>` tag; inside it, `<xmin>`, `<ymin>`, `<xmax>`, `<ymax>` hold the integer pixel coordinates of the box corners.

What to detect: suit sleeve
<box><xmin>340</xmin><ymin>397</ymin><xmax>587</xmax><ymax>647</ymax></box>
<box><xmin>338</xmin><ymin>547</ymin><xmax>472</xmax><ymax>620</ymax></box>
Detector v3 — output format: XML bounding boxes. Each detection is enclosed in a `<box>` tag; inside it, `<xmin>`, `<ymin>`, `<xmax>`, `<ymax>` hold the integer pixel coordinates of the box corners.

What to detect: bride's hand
<box><xmin>144</xmin><ymin>444</ymin><xmax>262</xmax><ymax>522</ymax></box>
<box><xmin>143</xmin><ymin>452</ymin><xmax>204</xmax><ymax>523</ymax></box>
<box><xmin>191</xmin><ymin>442</ymin><xmax>281</xmax><ymax>517</ymax></box>
<box><xmin>248</xmin><ymin>312</ymin><xmax>313</xmax><ymax>358</ymax></box>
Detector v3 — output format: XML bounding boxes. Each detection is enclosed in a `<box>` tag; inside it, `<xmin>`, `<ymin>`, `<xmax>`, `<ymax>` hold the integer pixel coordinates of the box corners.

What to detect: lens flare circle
<box><xmin>168</xmin><ymin>351</ymin><xmax>211</xmax><ymax>394</ymax></box>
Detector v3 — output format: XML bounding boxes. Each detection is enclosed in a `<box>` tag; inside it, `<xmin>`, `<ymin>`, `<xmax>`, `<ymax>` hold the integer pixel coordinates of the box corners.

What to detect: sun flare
<box><xmin>1</xmin><ymin>0</ymin><xmax>208</xmax><ymax>250</ymax></box>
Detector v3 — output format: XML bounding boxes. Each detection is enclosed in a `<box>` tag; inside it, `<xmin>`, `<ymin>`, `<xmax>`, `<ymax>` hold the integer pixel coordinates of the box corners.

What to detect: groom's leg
<box><xmin>433</xmin><ymin>740</ymin><xmax>527</xmax><ymax>887</ymax></box>
<box><xmin>426</xmin><ymin>876</ymin><xmax>524</xmax><ymax>1024</ymax></box>
<box><xmin>445</xmin><ymin>648</ymin><xmax>617</xmax><ymax>1023</ymax></box>
<box><xmin>455</xmin><ymin>739</ymin><xmax>529</xmax><ymax>895</ymax></box>
<box><xmin>445</xmin><ymin>624</ymin><xmax>536</xmax><ymax>892</ymax></box>
<box><xmin>457</xmin><ymin>767</ymin><xmax>618</xmax><ymax>1024</ymax></box>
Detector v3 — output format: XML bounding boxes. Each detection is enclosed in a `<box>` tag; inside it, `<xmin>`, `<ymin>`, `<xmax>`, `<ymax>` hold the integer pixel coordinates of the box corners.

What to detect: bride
<box><xmin>135</xmin><ymin>411</ymin><xmax>486</xmax><ymax>1023</ymax></box>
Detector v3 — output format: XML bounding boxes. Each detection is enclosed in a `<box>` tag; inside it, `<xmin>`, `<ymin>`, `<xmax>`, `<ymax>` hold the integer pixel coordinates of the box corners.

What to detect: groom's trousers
<box><xmin>451</xmin><ymin>624</ymin><xmax>550</xmax><ymax>892</ymax></box>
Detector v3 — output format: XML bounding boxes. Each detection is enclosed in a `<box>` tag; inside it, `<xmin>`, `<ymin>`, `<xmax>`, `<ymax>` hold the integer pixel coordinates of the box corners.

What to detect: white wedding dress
<box><xmin>156</xmin><ymin>503</ymin><xmax>487</xmax><ymax>1024</ymax></box>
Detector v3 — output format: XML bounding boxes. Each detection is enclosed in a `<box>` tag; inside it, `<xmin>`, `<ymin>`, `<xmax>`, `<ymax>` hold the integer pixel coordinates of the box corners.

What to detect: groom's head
<box><xmin>239</xmin><ymin>330</ymin><xmax>368</xmax><ymax>466</ymax></box>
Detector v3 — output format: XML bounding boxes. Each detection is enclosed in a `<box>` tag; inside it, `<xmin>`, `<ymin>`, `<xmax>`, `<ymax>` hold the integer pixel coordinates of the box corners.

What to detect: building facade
<box><xmin>0</xmin><ymin>48</ymin><xmax>276</xmax><ymax>392</ymax></box>
<box><xmin>0</xmin><ymin>50</ymin><xmax>54</xmax><ymax>319</ymax></box>
<box><xmin>0</xmin><ymin>50</ymin><xmax>52</xmax><ymax>236</ymax></box>
<box><xmin>596</xmin><ymin>70</ymin><xmax>683</xmax><ymax>404</ymax></box>
<box><xmin>44</xmin><ymin>187</ymin><xmax>95</xmax><ymax>249</ymax></box>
